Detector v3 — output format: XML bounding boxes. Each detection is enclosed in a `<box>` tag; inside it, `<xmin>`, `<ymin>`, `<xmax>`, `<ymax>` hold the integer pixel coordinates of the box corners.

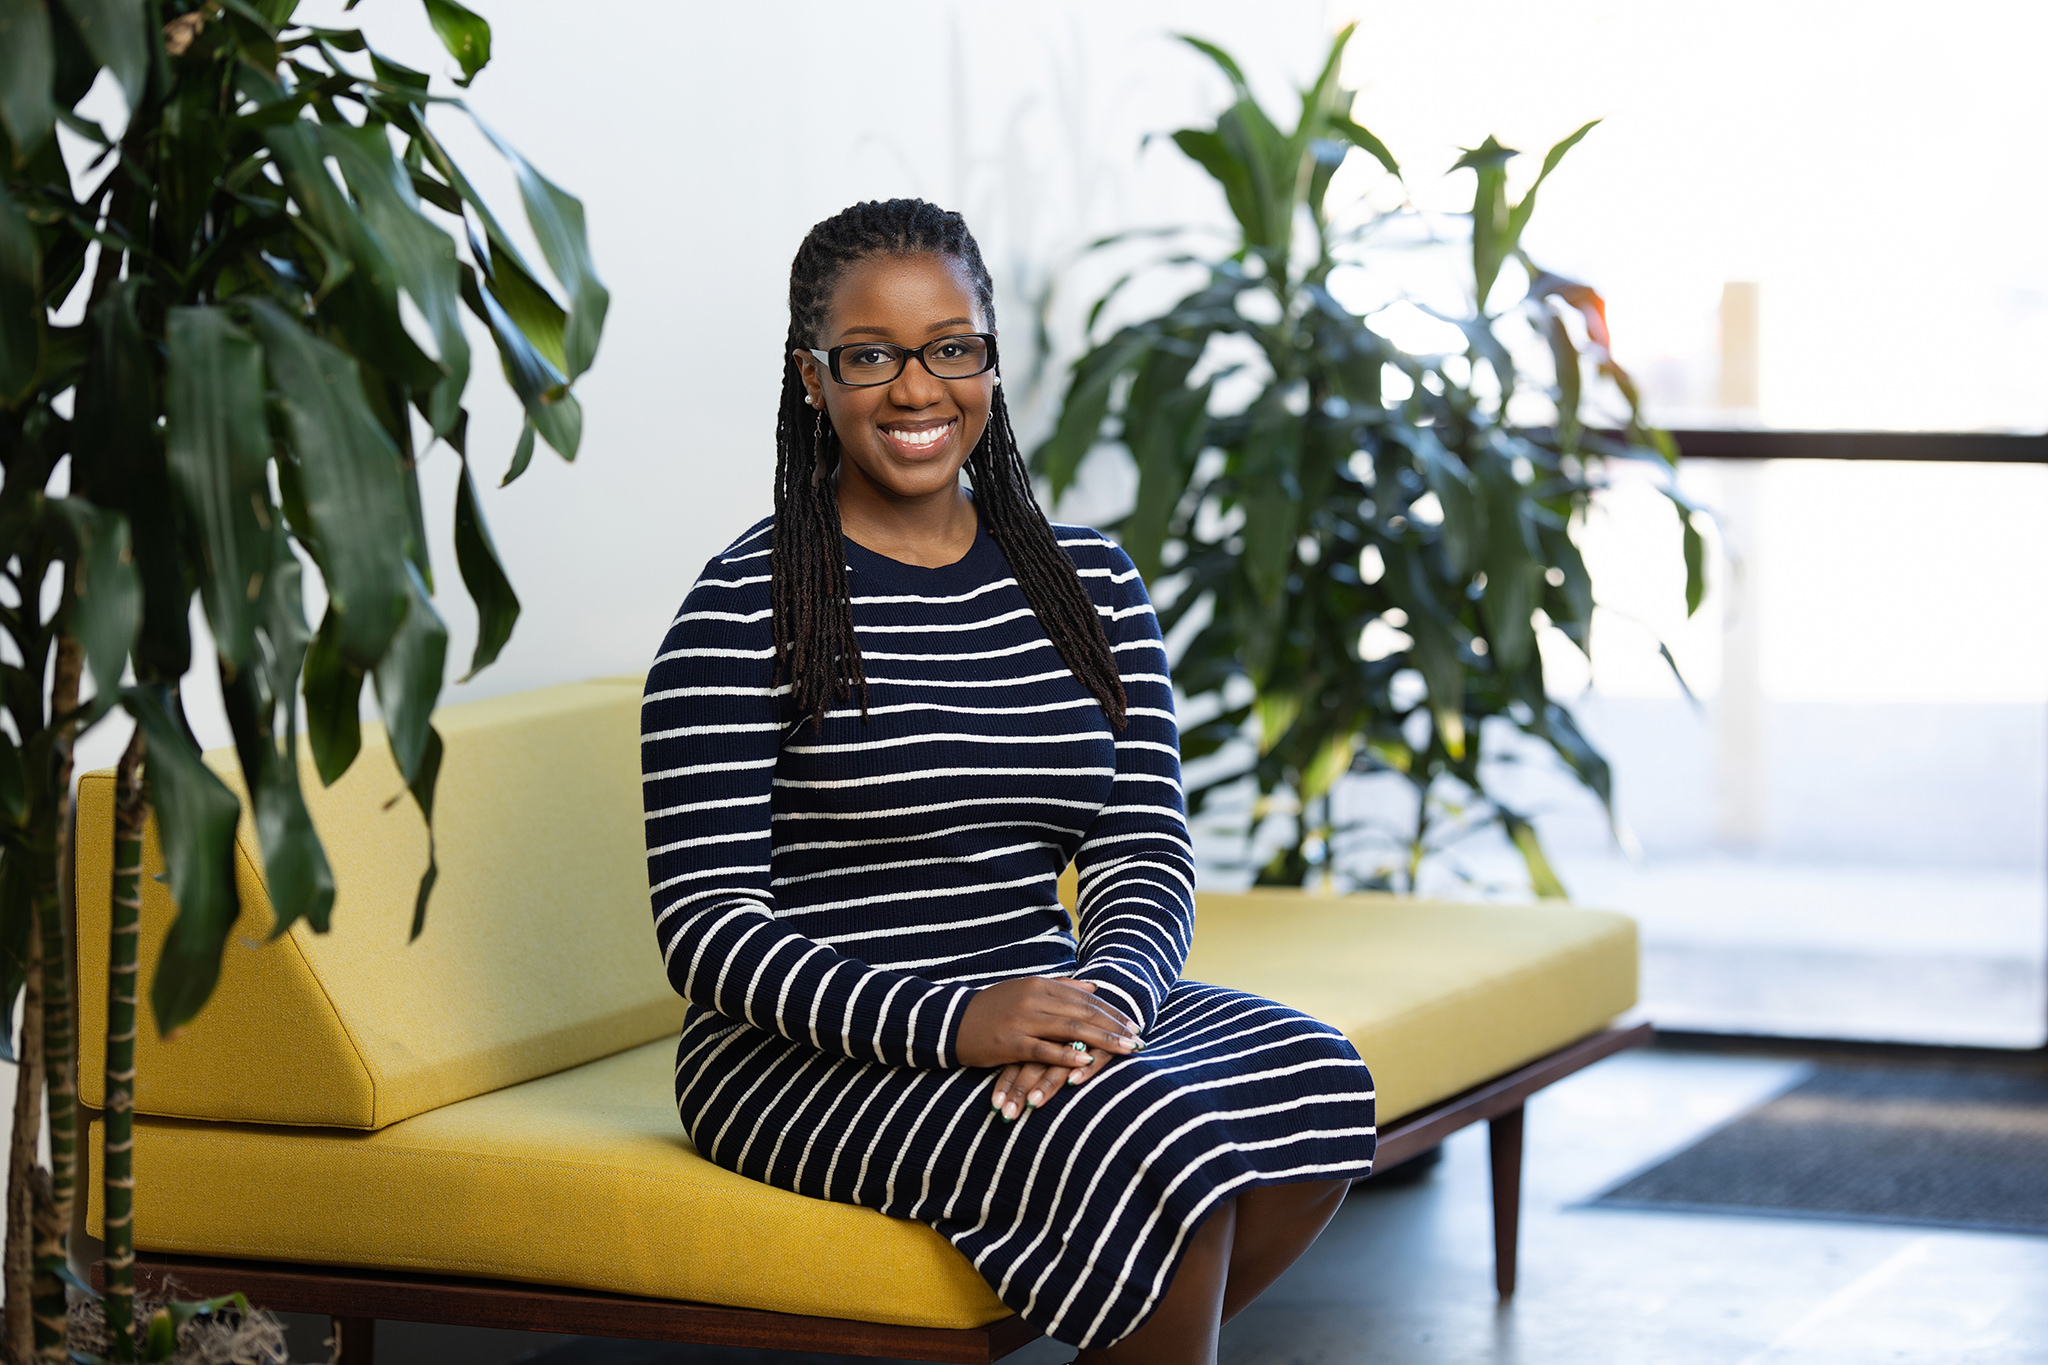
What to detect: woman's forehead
<box><xmin>828</xmin><ymin>253</ymin><xmax>983</xmax><ymax>340</ymax></box>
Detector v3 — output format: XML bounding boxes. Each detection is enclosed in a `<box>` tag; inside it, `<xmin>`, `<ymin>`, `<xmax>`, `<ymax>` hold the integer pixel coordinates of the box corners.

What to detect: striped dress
<box><xmin>641</xmin><ymin>513</ymin><xmax>1377</xmax><ymax>1347</ymax></box>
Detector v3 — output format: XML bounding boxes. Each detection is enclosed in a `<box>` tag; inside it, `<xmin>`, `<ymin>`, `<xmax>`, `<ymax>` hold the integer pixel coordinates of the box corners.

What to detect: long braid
<box><xmin>969</xmin><ymin>389</ymin><xmax>1128</xmax><ymax>728</ymax></box>
<box><xmin>772</xmin><ymin>198</ymin><xmax>1128</xmax><ymax>730</ymax></box>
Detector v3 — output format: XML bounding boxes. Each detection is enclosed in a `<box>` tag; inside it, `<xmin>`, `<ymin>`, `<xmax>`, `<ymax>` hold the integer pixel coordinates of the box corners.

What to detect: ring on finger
<box><xmin>1069</xmin><ymin>1040</ymin><xmax>1089</xmax><ymax>1054</ymax></box>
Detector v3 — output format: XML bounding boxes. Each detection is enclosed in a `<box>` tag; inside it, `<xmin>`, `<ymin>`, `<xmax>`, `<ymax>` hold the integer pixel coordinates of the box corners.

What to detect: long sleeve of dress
<box><xmin>1066</xmin><ymin>538</ymin><xmax>1197</xmax><ymax>1034</ymax></box>
<box><xmin>642</xmin><ymin>544</ymin><xmax>977</xmax><ymax>1069</ymax></box>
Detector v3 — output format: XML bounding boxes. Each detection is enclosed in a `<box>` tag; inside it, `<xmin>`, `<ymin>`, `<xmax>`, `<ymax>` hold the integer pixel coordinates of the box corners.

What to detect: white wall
<box><xmin>72</xmin><ymin>0</ymin><xmax>1333</xmax><ymax>779</ymax></box>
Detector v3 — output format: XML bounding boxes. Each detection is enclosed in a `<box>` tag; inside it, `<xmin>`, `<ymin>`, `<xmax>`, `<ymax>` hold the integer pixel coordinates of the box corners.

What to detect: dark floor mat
<box><xmin>1590</xmin><ymin>1063</ymin><xmax>2048</xmax><ymax>1235</ymax></box>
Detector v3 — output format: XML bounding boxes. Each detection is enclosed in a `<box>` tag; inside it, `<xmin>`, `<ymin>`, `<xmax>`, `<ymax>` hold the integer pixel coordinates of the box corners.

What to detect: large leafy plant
<box><xmin>1036</xmin><ymin>25</ymin><xmax>1702</xmax><ymax>893</ymax></box>
<box><xmin>0</xmin><ymin>0</ymin><xmax>605</xmax><ymax>1359</ymax></box>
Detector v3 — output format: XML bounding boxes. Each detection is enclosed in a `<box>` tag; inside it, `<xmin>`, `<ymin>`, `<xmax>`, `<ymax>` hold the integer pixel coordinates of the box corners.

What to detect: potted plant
<box><xmin>1035</xmin><ymin>25</ymin><xmax>1705</xmax><ymax>894</ymax></box>
<box><xmin>0</xmin><ymin>0</ymin><xmax>605</xmax><ymax>1358</ymax></box>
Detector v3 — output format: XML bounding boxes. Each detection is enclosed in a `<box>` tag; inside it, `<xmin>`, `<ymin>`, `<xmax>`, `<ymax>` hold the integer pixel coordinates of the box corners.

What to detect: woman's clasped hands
<box><xmin>956</xmin><ymin>977</ymin><xmax>1143</xmax><ymax>1122</ymax></box>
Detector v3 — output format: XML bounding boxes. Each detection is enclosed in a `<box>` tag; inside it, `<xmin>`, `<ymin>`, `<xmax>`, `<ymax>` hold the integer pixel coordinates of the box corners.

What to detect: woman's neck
<box><xmin>836</xmin><ymin>469</ymin><xmax>978</xmax><ymax>568</ymax></box>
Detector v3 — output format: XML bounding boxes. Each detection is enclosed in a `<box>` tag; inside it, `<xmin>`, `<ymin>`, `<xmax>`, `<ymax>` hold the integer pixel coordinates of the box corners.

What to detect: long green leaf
<box><xmin>474</xmin><ymin>122</ymin><xmax>608</xmax><ymax>379</ymax></box>
<box><xmin>321</xmin><ymin>122</ymin><xmax>469</xmax><ymax>436</ymax></box>
<box><xmin>73</xmin><ymin>280</ymin><xmax>190</xmax><ymax>681</ymax></box>
<box><xmin>56</xmin><ymin>0</ymin><xmax>149</xmax><ymax>115</ymax></box>
<box><xmin>371</xmin><ymin>563</ymin><xmax>446</xmax><ymax>937</ymax></box>
<box><xmin>422</xmin><ymin>0</ymin><xmax>489</xmax><ymax>85</ymax></box>
<box><xmin>126</xmin><ymin>686</ymin><xmax>242</xmax><ymax>1036</ymax></box>
<box><xmin>1505</xmin><ymin>118</ymin><xmax>1600</xmax><ymax>251</ymax></box>
<box><xmin>302</xmin><ymin>607</ymin><xmax>363</xmax><ymax>786</ymax></box>
<box><xmin>0</xmin><ymin>176</ymin><xmax>42</xmax><ymax>399</ymax></box>
<box><xmin>453</xmin><ymin>455</ymin><xmax>518</xmax><ymax>677</ymax></box>
<box><xmin>48</xmin><ymin>498</ymin><xmax>140</xmax><ymax>703</ymax></box>
<box><xmin>246</xmin><ymin>298</ymin><xmax>413</xmax><ymax>668</ymax></box>
<box><xmin>372</xmin><ymin>560</ymin><xmax>446</xmax><ymax>785</ymax></box>
<box><xmin>1452</xmin><ymin>135</ymin><xmax>1516</xmax><ymax>312</ymax></box>
<box><xmin>0</xmin><ymin>0</ymin><xmax>56</xmax><ymax>163</ymax></box>
<box><xmin>1502</xmin><ymin>812</ymin><xmax>1566</xmax><ymax>899</ymax></box>
<box><xmin>221</xmin><ymin>542</ymin><xmax>334</xmax><ymax>937</ymax></box>
<box><xmin>165</xmin><ymin>306</ymin><xmax>274</xmax><ymax>670</ymax></box>
<box><xmin>458</xmin><ymin>257</ymin><xmax>581</xmax><ymax>458</ymax></box>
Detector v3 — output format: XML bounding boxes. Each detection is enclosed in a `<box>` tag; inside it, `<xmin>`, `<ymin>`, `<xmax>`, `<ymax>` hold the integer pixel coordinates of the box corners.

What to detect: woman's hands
<box><xmin>956</xmin><ymin>977</ymin><xmax>1142</xmax><ymax>1122</ymax></box>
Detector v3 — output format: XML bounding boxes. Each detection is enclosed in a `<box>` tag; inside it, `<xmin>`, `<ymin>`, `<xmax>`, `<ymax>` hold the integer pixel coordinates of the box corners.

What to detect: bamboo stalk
<box><xmin>4</xmin><ymin>929</ymin><xmax>45</xmax><ymax>1365</ymax></box>
<box><xmin>31</xmin><ymin>638</ymin><xmax>84</xmax><ymax>1362</ymax></box>
<box><xmin>100</xmin><ymin>730</ymin><xmax>146</xmax><ymax>1364</ymax></box>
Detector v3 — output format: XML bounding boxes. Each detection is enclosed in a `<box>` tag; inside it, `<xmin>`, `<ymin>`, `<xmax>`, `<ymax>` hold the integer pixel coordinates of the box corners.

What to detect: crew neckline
<box><xmin>842</xmin><ymin>513</ymin><xmax>999</xmax><ymax>588</ymax></box>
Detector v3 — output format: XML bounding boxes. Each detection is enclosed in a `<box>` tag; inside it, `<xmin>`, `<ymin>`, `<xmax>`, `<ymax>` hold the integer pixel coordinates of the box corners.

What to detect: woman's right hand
<box><xmin>957</xmin><ymin>977</ymin><xmax>1141</xmax><ymax>1118</ymax></box>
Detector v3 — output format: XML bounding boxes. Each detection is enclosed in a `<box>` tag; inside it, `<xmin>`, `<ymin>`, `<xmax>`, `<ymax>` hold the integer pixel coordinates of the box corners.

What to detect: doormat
<box><xmin>1590</xmin><ymin>1064</ymin><xmax>2048</xmax><ymax>1236</ymax></box>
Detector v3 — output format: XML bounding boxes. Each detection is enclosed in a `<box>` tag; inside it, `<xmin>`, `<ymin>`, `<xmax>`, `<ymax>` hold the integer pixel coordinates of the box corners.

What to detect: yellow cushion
<box><xmin>1182</xmin><ymin>890</ymin><xmax>1638</xmax><ymax>1122</ymax></box>
<box><xmin>75</xmin><ymin>679</ymin><xmax>686</xmax><ymax>1130</ymax></box>
<box><xmin>88</xmin><ymin>1039</ymin><xmax>1008</xmax><ymax>1330</ymax></box>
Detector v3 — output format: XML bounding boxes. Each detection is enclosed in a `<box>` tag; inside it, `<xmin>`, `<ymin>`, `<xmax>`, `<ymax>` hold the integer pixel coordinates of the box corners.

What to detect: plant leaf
<box><xmin>0</xmin><ymin>0</ymin><xmax>56</xmax><ymax>163</ymax></box>
<box><xmin>371</xmin><ymin>560</ymin><xmax>447</xmax><ymax>786</ymax></box>
<box><xmin>320</xmin><ymin>122</ymin><xmax>469</xmax><ymax>437</ymax></box>
<box><xmin>1502</xmin><ymin>811</ymin><xmax>1566</xmax><ymax>899</ymax></box>
<box><xmin>473</xmin><ymin>122</ymin><xmax>607</xmax><ymax>379</ymax></box>
<box><xmin>422</xmin><ymin>0</ymin><xmax>489</xmax><ymax>86</ymax></box>
<box><xmin>246</xmin><ymin>298</ymin><xmax>413</xmax><ymax>668</ymax></box>
<box><xmin>500</xmin><ymin>415</ymin><xmax>535</xmax><ymax>487</ymax></box>
<box><xmin>453</xmin><ymin>454</ymin><xmax>518</xmax><ymax>678</ymax></box>
<box><xmin>56</xmin><ymin>0</ymin><xmax>149</xmax><ymax>115</ymax></box>
<box><xmin>0</xmin><ymin>176</ymin><xmax>43</xmax><ymax>400</ymax></box>
<box><xmin>301</xmin><ymin>607</ymin><xmax>363</xmax><ymax>786</ymax></box>
<box><xmin>221</xmin><ymin>544</ymin><xmax>334</xmax><ymax>937</ymax></box>
<box><xmin>1505</xmin><ymin>119</ymin><xmax>1600</xmax><ymax>254</ymax></box>
<box><xmin>164</xmin><ymin>306</ymin><xmax>273</xmax><ymax>671</ymax></box>
<box><xmin>73</xmin><ymin>279</ymin><xmax>190</xmax><ymax>681</ymax></box>
<box><xmin>127</xmin><ymin>685</ymin><xmax>243</xmax><ymax>1036</ymax></box>
<box><xmin>47</xmin><ymin>498</ymin><xmax>140</xmax><ymax>704</ymax></box>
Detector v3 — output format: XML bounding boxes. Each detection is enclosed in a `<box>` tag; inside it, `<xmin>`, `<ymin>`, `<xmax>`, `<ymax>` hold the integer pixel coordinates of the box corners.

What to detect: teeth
<box><xmin>890</xmin><ymin>423</ymin><xmax>950</xmax><ymax>449</ymax></box>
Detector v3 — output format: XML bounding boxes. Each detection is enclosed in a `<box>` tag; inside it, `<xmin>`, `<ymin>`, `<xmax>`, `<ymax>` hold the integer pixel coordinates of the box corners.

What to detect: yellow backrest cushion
<box><xmin>76</xmin><ymin>679</ymin><xmax>685</xmax><ymax>1130</ymax></box>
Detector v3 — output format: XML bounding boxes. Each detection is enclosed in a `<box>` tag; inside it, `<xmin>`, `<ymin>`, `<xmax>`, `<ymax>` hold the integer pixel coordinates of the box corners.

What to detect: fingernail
<box><xmin>1004</xmin><ymin>1102</ymin><xmax>1019</xmax><ymax>1120</ymax></box>
<box><xmin>1068</xmin><ymin>1071</ymin><xmax>1084</xmax><ymax>1086</ymax></box>
<box><xmin>1130</xmin><ymin>1037</ymin><xmax>1144</xmax><ymax>1051</ymax></box>
<box><xmin>1027</xmin><ymin>1091</ymin><xmax>1042</xmax><ymax>1108</ymax></box>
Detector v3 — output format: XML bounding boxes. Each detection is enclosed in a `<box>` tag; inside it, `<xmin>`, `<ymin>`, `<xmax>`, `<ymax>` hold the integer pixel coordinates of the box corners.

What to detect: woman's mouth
<box><xmin>880</xmin><ymin>419</ymin><xmax>956</xmax><ymax>459</ymax></box>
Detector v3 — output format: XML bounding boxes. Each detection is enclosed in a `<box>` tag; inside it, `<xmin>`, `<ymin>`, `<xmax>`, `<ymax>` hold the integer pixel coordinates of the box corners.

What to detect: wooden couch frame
<box><xmin>101</xmin><ymin>1023</ymin><xmax>1651</xmax><ymax>1364</ymax></box>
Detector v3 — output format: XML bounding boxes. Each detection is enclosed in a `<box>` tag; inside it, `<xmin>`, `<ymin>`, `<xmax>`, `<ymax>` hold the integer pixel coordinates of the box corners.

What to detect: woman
<box><xmin>641</xmin><ymin>198</ymin><xmax>1376</xmax><ymax>1360</ymax></box>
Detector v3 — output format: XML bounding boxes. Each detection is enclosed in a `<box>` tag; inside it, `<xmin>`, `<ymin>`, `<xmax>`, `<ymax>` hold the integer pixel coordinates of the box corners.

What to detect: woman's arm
<box><xmin>643</xmin><ymin>545</ymin><xmax>977</xmax><ymax>1068</ymax></box>
<box><xmin>1066</xmin><ymin>537</ymin><xmax>1197</xmax><ymax>1035</ymax></box>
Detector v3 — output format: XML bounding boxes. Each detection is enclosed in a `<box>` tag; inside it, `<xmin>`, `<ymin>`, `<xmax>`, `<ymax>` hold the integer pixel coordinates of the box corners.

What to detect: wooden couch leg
<box><xmin>1488</xmin><ymin>1104</ymin><xmax>1524</xmax><ymax>1300</ymax></box>
<box><xmin>331</xmin><ymin>1315</ymin><xmax>375</xmax><ymax>1365</ymax></box>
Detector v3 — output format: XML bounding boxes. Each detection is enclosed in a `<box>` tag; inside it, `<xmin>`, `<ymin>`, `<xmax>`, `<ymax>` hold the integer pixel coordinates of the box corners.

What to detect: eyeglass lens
<box><xmin>838</xmin><ymin>335</ymin><xmax>991</xmax><ymax>385</ymax></box>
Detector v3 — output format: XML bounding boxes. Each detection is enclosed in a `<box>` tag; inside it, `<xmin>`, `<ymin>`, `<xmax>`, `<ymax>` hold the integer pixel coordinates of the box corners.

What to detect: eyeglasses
<box><xmin>807</xmin><ymin>333</ymin><xmax>998</xmax><ymax>387</ymax></box>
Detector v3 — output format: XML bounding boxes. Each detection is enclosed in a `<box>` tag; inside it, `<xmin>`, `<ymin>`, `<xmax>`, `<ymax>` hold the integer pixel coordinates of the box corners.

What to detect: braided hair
<box><xmin>772</xmin><ymin>198</ymin><xmax>1128</xmax><ymax>732</ymax></box>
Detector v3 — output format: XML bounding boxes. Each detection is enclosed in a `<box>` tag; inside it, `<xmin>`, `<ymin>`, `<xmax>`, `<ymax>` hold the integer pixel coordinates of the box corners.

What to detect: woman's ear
<box><xmin>793</xmin><ymin>349</ymin><xmax>825</xmax><ymax>409</ymax></box>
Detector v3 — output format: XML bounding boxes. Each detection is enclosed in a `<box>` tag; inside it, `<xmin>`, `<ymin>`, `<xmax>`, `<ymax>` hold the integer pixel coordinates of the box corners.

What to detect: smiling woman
<box><xmin>638</xmin><ymin>199</ymin><xmax>1377</xmax><ymax>1359</ymax></box>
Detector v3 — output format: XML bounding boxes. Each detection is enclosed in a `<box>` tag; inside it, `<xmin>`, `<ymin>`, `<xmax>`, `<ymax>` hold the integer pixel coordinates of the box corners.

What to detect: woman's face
<box><xmin>794</xmin><ymin>252</ymin><xmax>994</xmax><ymax>506</ymax></box>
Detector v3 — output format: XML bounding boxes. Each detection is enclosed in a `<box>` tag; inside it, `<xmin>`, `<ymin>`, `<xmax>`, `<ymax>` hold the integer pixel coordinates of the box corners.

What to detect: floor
<box><xmin>259</xmin><ymin>1045</ymin><xmax>2048</xmax><ymax>1365</ymax></box>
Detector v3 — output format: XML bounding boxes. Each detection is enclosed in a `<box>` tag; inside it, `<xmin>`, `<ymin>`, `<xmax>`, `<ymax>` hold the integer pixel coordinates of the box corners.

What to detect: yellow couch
<box><xmin>77</xmin><ymin>680</ymin><xmax>1637</xmax><ymax>1334</ymax></box>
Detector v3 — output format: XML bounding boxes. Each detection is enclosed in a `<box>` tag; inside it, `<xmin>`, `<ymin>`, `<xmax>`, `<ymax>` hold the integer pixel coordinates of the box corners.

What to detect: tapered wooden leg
<box><xmin>331</xmin><ymin>1315</ymin><xmax>375</xmax><ymax>1365</ymax></box>
<box><xmin>1488</xmin><ymin>1104</ymin><xmax>1525</xmax><ymax>1300</ymax></box>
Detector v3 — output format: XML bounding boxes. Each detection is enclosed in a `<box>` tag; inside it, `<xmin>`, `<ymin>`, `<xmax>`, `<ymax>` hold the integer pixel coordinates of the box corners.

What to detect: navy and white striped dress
<box><xmin>641</xmin><ymin>513</ymin><xmax>1376</xmax><ymax>1346</ymax></box>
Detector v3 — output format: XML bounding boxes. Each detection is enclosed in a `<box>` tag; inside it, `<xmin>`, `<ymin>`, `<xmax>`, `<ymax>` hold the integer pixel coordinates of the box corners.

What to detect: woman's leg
<box><xmin>1076</xmin><ymin>1198</ymin><xmax>1236</xmax><ymax>1365</ymax></box>
<box><xmin>1219</xmin><ymin>1178</ymin><xmax>1351</xmax><ymax>1322</ymax></box>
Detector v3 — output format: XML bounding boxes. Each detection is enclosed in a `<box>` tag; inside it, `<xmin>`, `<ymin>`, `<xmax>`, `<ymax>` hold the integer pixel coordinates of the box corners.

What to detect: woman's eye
<box><xmin>850</xmin><ymin>347</ymin><xmax>894</xmax><ymax>366</ymax></box>
<box><xmin>933</xmin><ymin>341</ymin><xmax>967</xmax><ymax>359</ymax></box>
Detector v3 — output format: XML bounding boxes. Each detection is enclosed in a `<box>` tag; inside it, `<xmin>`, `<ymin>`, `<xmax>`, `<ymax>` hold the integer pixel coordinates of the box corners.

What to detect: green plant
<box><xmin>1035</xmin><ymin>25</ymin><xmax>1703</xmax><ymax>894</ymax></box>
<box><xmin>0</xmin><ymin>0</ymin><xmax>605</xmax><ymax>1359</ymax></box>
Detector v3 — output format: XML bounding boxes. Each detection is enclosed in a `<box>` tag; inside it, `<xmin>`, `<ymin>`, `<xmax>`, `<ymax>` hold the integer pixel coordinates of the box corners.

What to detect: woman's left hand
<box><xmin>989</xmin><ymin>1040</ymin><xmax>1122</xmax><ymax>1123</ymax></box>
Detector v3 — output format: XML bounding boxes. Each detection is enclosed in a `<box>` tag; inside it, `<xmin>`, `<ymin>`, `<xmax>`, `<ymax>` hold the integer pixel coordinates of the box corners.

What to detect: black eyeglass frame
<box><xmin>805</xmin><ymin>333</ymin><xmax>1000</xmax><ymax>388</ymax></box>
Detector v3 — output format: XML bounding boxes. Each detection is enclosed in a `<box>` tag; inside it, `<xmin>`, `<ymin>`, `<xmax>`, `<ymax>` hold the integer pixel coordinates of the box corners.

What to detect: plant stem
<box><xmin>31</xmin><ymin>638</ymin><xmax>84</xmax><ymax>1363</ymax></box>
<box><xmin>102</xmin><ymin>729</ymin><xmax>146</xmax><ymax>1365</ymax></box>
<box><xmin>1404</xmin><ymin>775</ymin><xmax>1432</xmax><ymax>895</ymax></box>
<box><xmin>5</xmin><ymin>928</ymin><xmax>45</xmax><ymax>1365</ymax></box>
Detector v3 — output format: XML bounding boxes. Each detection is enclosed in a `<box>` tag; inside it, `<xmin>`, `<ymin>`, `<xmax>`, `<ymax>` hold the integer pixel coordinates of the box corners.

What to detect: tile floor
<box><xmin>263</xmin><ymin>1045</ymin><xmax>2048</xmax><ymax>1365</ymax></box>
